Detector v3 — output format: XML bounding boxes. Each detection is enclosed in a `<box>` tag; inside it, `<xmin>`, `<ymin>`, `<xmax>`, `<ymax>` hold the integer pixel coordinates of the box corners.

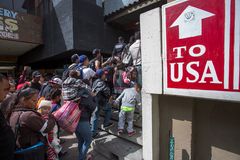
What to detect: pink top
<box><xmin>122</xmin><ymin>72</ymin><xmax>131</xmax><ymax>84</ymax></box>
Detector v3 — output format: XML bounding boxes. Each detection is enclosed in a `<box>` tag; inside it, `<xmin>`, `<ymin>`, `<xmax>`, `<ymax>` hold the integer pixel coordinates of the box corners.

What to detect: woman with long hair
<box><xmin>9</xmin><ymin>87</ymin><xmax>56</xmax><ymax>159</ymax></box>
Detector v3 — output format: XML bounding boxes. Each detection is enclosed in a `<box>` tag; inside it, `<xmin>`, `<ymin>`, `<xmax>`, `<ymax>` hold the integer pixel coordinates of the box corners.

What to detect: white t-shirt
<box><xmin>82</xmin><ymin>67</ymin><xmax>96</xmax><ymax>80</ymax></box>
<box><xmin>129</xmin><ymin>39</ymin><xmax>141</xmax><ymax>66</ymax></box>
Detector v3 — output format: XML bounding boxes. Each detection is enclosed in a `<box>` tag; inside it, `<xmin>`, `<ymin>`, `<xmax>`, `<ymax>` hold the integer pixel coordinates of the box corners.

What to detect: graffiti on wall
<box><xmin>0</xmin><ymin>8</ymin><xmax>19</xmax><ymax>40</ymax></box>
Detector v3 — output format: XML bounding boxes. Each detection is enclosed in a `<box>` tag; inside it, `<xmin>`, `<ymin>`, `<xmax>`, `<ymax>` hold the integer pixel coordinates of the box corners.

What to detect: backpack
<box><xmin>76</xmin><ymin>66</ymin><xmax>84</xmax><ymax>80</ymax></box>
<box><xmin>76</xmin><ymin>66</ymin><xmax>91</xmax><ymax>85</ymax></box>
<box><xmin>122</xmin><ymin>46</ymin><xmax>133</xmax><ymax>66</ymax></box>
<box><xmin>62</xmin><ymin>64</ymin><xmax>76</xmax><ymax>81</ymax></box>
<box><xmin>89</xmin><ymin>59</ymin><xmax>96</xmax><ymax>71</ymax></box>
<box><xmin>113</xmin><ymin>43</ymin><xmax>126</xmax><ymax>57</ymax></box>
<box><xmin>62</xmin><ymin>64</ymin><xmax>83</xmax><ymax>81</ymax></box>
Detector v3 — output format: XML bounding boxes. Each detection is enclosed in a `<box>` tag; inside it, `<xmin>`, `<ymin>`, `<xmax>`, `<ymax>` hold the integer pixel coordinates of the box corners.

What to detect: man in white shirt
<box><xmin>79</xmin><ymin>55</ymin><xmax>96</xmax><ymax>86</ymax></box>
<box><xmin>129</xmin><ymin>31</ymin><xmax>141</xmax><ymax>66</ymax></box>
<box><xmin>129</xmin><ymin>31</ymin><xmax>142</xmax><ymax>85</ymax></box>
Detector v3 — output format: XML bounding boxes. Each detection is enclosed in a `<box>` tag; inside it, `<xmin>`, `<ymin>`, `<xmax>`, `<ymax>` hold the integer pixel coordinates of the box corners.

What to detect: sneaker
<box><xmin>58</xmin><ymin>150</ymin><xmax>67</xmax><ymax>158</ymax></box>
<box><xmin>92</xmin><ymin>132</ymin><xmax>100</xmax><ymax>139</ymax></box>
<box><xmin>103</xmin><ymin>122</ymin><xmax>114</xmax><ymax>129</ymax></box>
<box><xmin>60</xmin><ymin>139</ymin><xmax>66</xmax><ymax>144</ymax></box>
<box><xmin>128</xmin><ymin>131</ymin><xmax>136</xmax><ymax>137</ymax></box>
<box><xmin>134</xmin><ymin>115</ymin><xmax>142</xmax><ymax>122</ymax></box>
<box><xmin>118</xmin><ymin>129</ymin><xmax>124</xmax><ymax>135</ymax></box>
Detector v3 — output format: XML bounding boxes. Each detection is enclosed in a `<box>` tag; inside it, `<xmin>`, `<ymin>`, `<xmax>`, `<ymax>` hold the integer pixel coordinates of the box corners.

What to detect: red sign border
<box><xmin>162</xmin><ymin>0</ymin><xmax>240</xmax><ymax>102</ymax></box>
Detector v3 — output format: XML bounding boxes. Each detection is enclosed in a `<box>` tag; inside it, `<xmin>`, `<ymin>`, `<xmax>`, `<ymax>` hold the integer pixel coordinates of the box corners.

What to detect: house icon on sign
<box><xmin>170</xmin><ymin>5</ymin><xmax>215</xmax><ymax>39</ymax></box>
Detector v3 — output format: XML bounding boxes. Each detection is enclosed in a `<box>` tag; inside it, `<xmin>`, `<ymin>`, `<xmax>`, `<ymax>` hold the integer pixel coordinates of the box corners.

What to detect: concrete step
<box><xmin>98</xmin><ymin>117</ymin><xmax>143</xmax><ymax>146</ymax></box>
<box><xmin>99</xmin><ymin>110</ymin><xmax>142</xmax><ymax>128</ymax></box>
<box><xmin>92</xmin><ymin>153</ymin><xmax>115</xmax><ymax>160</ymax></box>
<box><xmin>59</xmin><ymin>129</ymin><xmax>142</xmax><ymax>160</ymax></box>
<box><xmin>89</xmin><ymin>135</ymin><xmax>119</xmax><ymax>160</ymax></box>
<box><xmin>92</xmin><ymin>131</ymin><xmax>143</xmax><ymax>160</ymax></box>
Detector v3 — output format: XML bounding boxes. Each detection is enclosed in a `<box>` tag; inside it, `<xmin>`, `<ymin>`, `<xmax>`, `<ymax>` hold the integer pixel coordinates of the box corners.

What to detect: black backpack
<box><xmin>89</xmin><ymin>59</ymin><xmax>96</xmax><ymax>71</ymax></box>
<box><xmin>62</xmin><ymin>64</ymin><xmax>78</xmax><ymax>81</ymax></box>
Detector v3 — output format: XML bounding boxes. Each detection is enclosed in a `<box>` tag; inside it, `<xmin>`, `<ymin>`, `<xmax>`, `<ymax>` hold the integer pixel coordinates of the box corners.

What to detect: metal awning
<box><xmin>104</xmin><ymin>0</ymin><xmax>140</xmax><ymax>16</ymax></box>
<box><xmin>0</xmin><ymin>66</ymin><xmax>16</xmax><ymax>70</ymax></box>
<box><xmin>104</xmin><ymin>0</ymin><xmax>163</xmax><ymax>31</ymax></box>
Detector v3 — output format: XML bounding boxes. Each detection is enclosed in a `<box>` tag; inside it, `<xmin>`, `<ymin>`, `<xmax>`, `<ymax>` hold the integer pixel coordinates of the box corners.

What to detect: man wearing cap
<box><xmin>39</xmin><ymin>77</ymin><xmax>62</xmax><ymax>99</ymax></box>
<box><xmin>91</xmin><ymin>69</ymin><xmax>113</xmax><ymax>137</ymax></box>
<box><xmin>70</xmin><ymin>54</ymin><xmax>80</xmax><ymax>69</ymax></box>
<box><xmin>62</xmin><ymin>54</ymin><xmax>80</xmax><ymax>81</ymax></box>
<box><xmin>51</xmin><ymin>78</ymin><xmax>63</xmax><ymax>87</ymax></box>
<box><xmin>78</xmin><ymin>55</ymin><xmax>96</xmax><ymax>86</ymax></box>
<box><xmin>30</xmin><ymin>71</ymin><xmax>42</xmax><ymax>91</ymax></box>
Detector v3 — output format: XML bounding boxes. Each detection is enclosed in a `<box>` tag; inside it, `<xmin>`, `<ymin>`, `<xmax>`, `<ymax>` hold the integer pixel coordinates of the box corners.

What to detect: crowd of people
<box><xmin>0</xmin><ymin>31</ymin><xmax>142</xmax><ymax>160</ymax></box>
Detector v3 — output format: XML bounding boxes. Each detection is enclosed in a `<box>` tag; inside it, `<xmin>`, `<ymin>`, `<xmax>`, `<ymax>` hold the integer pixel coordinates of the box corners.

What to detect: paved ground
<box><xmin>60</xmin><ymin>132</ymin><xmax>111</xmax><ymax>160</ymax></box>
<box><xmin>60</xmin><ymin>133</ymin><xmax>78</xmax><ymax>160</ymax></box>
<box><xmin>59</xmin><ymin>112</ymin><xmax>143</xmax><ymax>160</ymax></box>
<box><xmin>59</xmin><ymin>131</ymin><xmax>142</xmax><ymax>160</ymax></box>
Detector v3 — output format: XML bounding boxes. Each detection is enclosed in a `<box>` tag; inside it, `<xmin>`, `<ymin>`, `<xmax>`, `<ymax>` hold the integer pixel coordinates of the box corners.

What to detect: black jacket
<box><xmin>39</xmin><ymin>82</ymin><xmax>53</xmax><ymax>99</ymax></box>
<box><xmin>112</xmin><ymin>42</ymin><xmax>126</xmax><ymax>58</ymax></box>
<box><xmin>92</xmin><ymin>78</ymin><xmax>111</xmax><ymax>106</ymax></box>
<box><xmin>79</xmin><ymin>93</ymin><xmax>96</xmax><ymax>122</ymax></box>
<box><xmin>0</xmin><ymin>110</ymin><xmax>15</xmax><ymax>160</ymax></box>
<box><xmin>30</xmin><ymin>81</ymin><xmax>42</xmax><ymax>91</ymax></box>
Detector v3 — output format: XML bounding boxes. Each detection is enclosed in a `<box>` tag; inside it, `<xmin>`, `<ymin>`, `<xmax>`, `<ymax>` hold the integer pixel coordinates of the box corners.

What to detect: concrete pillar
<box><xmin>140</xmin><ymin>7</ymin><xmax>162</xmax><ymax>95</ymax></box>
<box><xmin>141</xmin><ymin>5</ymin><xmax>193</xmax><ymax>160</ymax></box>
<box><xmin>140</xmin><ymin>7</ymin><xmax>162</xmax><ymax>160</ymax></box>
<box><xmin>142</xmin><ymin>93</ymin><xmax>160</xmax><ymax>160</ymax></box>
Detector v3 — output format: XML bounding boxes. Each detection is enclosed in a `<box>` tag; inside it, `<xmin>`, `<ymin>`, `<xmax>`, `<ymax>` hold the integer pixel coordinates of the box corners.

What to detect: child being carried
<box><xmin>38</xmin><ymin>100</ymin><xmax>62</xmax><ymax>160</ymax></box>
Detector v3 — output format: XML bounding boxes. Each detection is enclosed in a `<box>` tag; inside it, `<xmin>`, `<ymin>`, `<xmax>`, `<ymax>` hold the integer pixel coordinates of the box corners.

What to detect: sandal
<box><xmin>86</xmin><ymin>154</ymin><xmax>93</xmax><ymax>160</ymax></box>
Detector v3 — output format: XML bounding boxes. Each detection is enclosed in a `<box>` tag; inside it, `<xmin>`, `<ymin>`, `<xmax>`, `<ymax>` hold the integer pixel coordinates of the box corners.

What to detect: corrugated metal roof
<box><xmin>104</xmin><ymin>0</ymin><xmax>140</xmax><ymax>16</ymax></box>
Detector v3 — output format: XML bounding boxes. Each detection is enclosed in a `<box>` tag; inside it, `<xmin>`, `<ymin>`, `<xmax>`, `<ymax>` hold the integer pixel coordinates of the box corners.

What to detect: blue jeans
<box><xmin>136</xmin><ymin>65</ymin><xmax>142</xmax><ymax>86</ymax></box>
<box><xmin>75</xmin><ymin>121</ymin><xmax>92</xmax><ymax>160</ymax></box>
<box><xmin>91</xmin><ymin>103</ymin><xmax>112</xmax><ymax>135</ymax></box>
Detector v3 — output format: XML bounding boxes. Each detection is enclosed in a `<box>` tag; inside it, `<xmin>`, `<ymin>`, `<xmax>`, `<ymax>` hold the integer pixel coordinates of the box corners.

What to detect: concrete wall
<box><xmin>19</xmin><ymin>0</ymin><xmax>73</xmax><ymax>64</ymax></box>
<box><xmin>19</xmin><ymin>0</ymin><xmax>126</xmax><ymax>65</ymax></box>
<box><xmin>73</xmin><ymin>0</ymin><xmax>126</xmax><ymax>54</ymax></box>
<box><xmin>193</xmin><ymin>100</ymin><xmax>240</xmax><ymax>160</ymax></box>
<box><xmin>73</xmin><ymin>0</ymin><xmax>103</xmax><ymax>52</ymax></box>
<box><xmin>157</xmin><ymin>96</ymin><xmax>240</xmax><ymax>160</ymax></box>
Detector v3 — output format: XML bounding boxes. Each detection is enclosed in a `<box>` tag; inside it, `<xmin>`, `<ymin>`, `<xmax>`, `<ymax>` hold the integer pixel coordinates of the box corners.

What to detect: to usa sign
<box><xmin>162</xmin><ymin>0</ymin><xmax>240</xmax><ymax>101</ymax></box>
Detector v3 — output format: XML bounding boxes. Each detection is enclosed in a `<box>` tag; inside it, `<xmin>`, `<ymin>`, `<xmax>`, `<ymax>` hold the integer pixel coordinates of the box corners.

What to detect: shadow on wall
<box><xmin>158</xmin><ymin>95</ymin><xmax>194</xmax><ymax>160</ymax></box>
<box><xmin>193</xmin><ymin>100</ymin><xmax>240</xmax><ymax>160</ymax></box>
<box><xmin>182</xmin><ymin>149</ymin><xmax>189</xmax><ymax>160</ymax></box>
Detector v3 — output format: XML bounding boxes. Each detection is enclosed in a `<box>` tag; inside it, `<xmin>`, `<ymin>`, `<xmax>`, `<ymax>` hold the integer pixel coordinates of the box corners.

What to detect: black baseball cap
<box><xmin>71</xmin><ymin>54</ymin><xmax>79</xmax><ymax>63</ymax></box>
<box><xmin>92</xmin><ymin>49</ymin><xmax>101</xmax><ymax>55</ymax></box>
<box><xmin>32</xmin><ymin>71</ymin><xmax>41</xmax><ymax>77</ymax></box>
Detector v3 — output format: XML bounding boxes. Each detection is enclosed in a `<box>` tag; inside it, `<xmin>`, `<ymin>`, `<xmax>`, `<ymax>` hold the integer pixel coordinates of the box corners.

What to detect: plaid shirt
<box><xmin>62</xmin><ymin>77</ymin><xmax>92</xmax><ymax>101</ymax></box>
